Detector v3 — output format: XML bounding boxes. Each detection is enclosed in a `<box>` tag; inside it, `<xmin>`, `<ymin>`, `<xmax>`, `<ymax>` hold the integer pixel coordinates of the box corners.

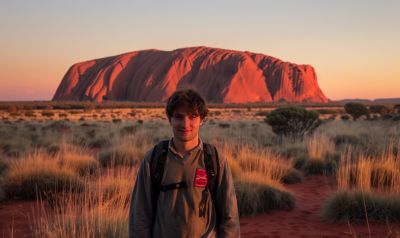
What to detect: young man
<box><xmin>129</xmin><ymin>89</ymin><xmax>240</xmax><ymax>238</ymax></box>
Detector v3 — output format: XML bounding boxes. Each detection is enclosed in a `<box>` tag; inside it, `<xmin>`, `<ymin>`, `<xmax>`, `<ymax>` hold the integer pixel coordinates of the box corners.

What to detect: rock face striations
<box><xmin>53</xmin><ymin>47</ymin><xmax>328</xmax><ymax>103</ymax></box>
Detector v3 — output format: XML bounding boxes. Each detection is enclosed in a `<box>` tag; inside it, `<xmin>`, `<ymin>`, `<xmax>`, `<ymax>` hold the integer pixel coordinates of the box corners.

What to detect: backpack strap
<box><xmin>149</xmin><ymin>140</ymin><xmax>169</xmax><ymax>217</ymax></box>
<box><xmin>203</xmin><ymin>143</ymin><xmax>219</xmax><ymax>196</ymax></box>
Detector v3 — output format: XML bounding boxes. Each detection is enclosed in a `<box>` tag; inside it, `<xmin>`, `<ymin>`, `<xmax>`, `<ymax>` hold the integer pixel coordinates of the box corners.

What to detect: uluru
<box><xmin>53</xmin><ymin>46</ymin><xmax>328</xmax><ymax>103</ymax></box>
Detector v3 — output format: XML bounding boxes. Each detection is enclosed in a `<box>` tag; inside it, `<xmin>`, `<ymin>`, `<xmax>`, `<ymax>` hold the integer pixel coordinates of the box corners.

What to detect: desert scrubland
<box><xmin>0</xmin><ymin>103</ymin><xmax>400</xmax><ymax>237</ymax></box>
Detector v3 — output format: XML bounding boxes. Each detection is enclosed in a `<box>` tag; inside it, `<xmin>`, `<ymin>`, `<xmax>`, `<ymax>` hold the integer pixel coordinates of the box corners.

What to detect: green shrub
<box><xmin>369</xmin><ymin>105</ymin><xmax>391</xmax><ymax>115</ymax></box>
<box><xmin>265</xmin><ymin>106</ymin><xmax>321</xmax><ymax>137</ymax></box>
<box><xmin>344</xmin><ymin>103</ymin><xmax>368</xmax><ymax>120</ymax></box>
<box><xmin>323</xmin><ymin>190</ymin><xmax>400</xmax><ymax>222</ymax></box>
<box><xmin>235</xmin><ymin>177</ymin><xmax>295</xmax><ymax>216</ymax></box>
<box><xmin>282</xmin><ymin>168</ymin><xmax>303</xmax><ymax>184</ymax></box>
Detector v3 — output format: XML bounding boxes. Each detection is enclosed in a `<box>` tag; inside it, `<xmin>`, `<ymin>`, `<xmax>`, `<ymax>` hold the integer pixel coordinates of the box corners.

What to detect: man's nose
<box><xmin>182</xmin><ymin>116</ymin><xmax>191</xmax><ymax>126</ymax></box>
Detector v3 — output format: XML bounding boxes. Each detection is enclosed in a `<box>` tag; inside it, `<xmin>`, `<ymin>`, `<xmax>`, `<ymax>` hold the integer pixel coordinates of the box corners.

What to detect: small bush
<box><xmin>394</xmin><ymin>104</ymin><xmax>400</xmax><ymax>113</ymax></box>
<box><xmin>292</xmin><ymin>155</ymin><xmax>308</xmax><ymax>169</ymax></box>
<box><xmin>120</xmin><ymin>125</ymin><xmax>137</xmax><ymax>136</ymax></box>
<box><xmin>98</xmin><ymin>148</ymin><xmax>137</xmax><ymax>167</ymax></box>
<box><xmin>303</xmin><ymin>159</ymin><xmax>325</xmax><ymax>175</ymax></box>
<box><xmin>344</xmin><ymin>103</ymin><xmax>368</xmax><ymax>120</ymax></box>
<box><xmin>316</xmin><ymin>109</ymin><xmax>338</xmax><ymax>115</ymax></box>
<box><xmin>265</xmin><ymin>106</ymin><xmax>321</xmax><ymax>138</ymax></box>
<box><xmin>282</xmin><ymin>168</ymin><xmax>303</xmax><ymax>184</ymax></box>
<box><xmin>235</xmin><ymin>175</ymin><xmax>295</xmax><ymax>216</ymax></box>
<box><xmin>41</xmin><ymin>111</ymin><xmax>55</xmax><ymax>117</ymax></box>
<box><xmin>88</xmin><ymin>136</ymin><xmax>111</xmax><ymax>149</ymax></box>
<box><xmin>369</xmin><ymin>105</ymin><xmax>391</xmax><ymax>115</ymax></box>
<box><xmin>323</xmin><ymin>190</ymin><xmax>400</xmax><ymax>222</ymax></box>
<box><xmin>255</xmin><ymin>111</ymin><xmax>269</xmax><ymax>117</ymax></box>
<box><xmin>0</xmin><ymin>141</ymin><xmax>28</xmax><ymax>157</ymax></box>
<box><xmin>62</xmin><ymin>153</ymin><xmax>99</xmax><ymax>176</ymax></box>
<box><xmin>278</xmin><ymin>146</ymin><xmax>308</xmax><ymax>159</ymax></box>
<box><xmin>334</xmin><ymin>135</ymin><xmax>364</xmax><ymax>147</ymax></box>
<box><xmin>24</xmin><ymin>111</ymin><xmax>35</xmax><ymax>117</ymax></box>
<box><xmin>340</xmin><ymin>114</ymin><xmax>350</xmax><ymax>121</ymax></box>
<box><xmin>218</xmin><ymin>123</ymin><xmax>230</xmax><ymax>128</ymax></box>
<box><xmin>4</xmin><ymin>154</ymin><xmax>85</xmax><ymax>199</ymax></box>
<box><xmin>304</xmin><ymin>157</ymin><xmax>338</xmax><ymax>176</ymax></box>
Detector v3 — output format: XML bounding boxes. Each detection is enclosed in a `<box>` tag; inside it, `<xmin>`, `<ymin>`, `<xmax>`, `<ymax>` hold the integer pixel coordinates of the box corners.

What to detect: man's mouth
<box><xmin>179</xmin><ymin>129</ymin><xmax>191</xmax><ymax>134</ymax></box>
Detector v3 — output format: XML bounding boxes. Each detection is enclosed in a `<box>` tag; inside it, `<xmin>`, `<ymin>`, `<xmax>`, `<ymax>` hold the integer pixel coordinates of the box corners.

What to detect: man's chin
<box><xmin>175</xmin><ymin>135</ymin><xmax>195</xmax><ymax>142</ymax></box>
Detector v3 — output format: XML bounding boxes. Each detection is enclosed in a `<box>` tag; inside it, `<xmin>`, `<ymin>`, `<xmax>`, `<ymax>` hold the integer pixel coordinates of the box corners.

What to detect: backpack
<box><xmin>149</xmin><ymin>140</ymin><xmax>220</xmax><ymax>218</ymax></box>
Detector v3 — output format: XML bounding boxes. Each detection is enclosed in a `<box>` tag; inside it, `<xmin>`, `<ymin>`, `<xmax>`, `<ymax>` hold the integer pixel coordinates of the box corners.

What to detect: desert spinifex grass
<box><xmin>337</xmin><ymin>146</ymin><xmax>400</xmax><ymax>192</ymax></box>
<box><xmin>33</xmin><ymin>167</ymin><xmax>136</xmax><ymax>238</ymax></box>
<box><xmin>233</xmin><ymin>145</ymin><xmax>291</xmax><ymax>182</ymax></box>
<box><xmin>303</xmin><ymin>134</ymin><xmax>338</xmax><ymax>175</ymax></box>
<box><xmin>3</xmin><ymin>151</ymin><xmax>85</xmax><ymax>199</ymax></box>
<box><xmin>324</xmin><ymin>145</ymin><xmax>400</xmax><ymax>221</ymax></box>
<box><xmin>59</xmin><ymin>146</ymin><xmax>100</xmax><ymax>176</ymax></box>
<box><xmin>235</xmin><ymin>172</ymin><xmax>295</xmax><ymax>216</ymax></box>
<box><xmin>323</xmin><ymin>190</ymin><xmax>400</xmax><ymax>222</ymax></box>
<box><xmin>98</xmin><ymin>135</ymin><xmax>152</xmax><ymax>168</ymax></box>
<box><xmin>219</xmin><ymin>143</ymin><xmax>296</xmax><ymax>215</ymax></box>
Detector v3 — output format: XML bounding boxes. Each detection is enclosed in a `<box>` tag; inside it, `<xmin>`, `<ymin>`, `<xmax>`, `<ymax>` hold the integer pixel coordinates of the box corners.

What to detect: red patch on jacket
<box><xmin>194</xmin><ymin>168</ymin><xmax>208</xmax><ymax>187</ymax></box>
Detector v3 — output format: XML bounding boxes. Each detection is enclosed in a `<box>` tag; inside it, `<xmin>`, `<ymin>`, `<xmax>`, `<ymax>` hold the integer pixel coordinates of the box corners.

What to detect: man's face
<box><xmin>169</xmin><ymin>106</ymin><xmax>203</xmax><ymax>143</ymax></box>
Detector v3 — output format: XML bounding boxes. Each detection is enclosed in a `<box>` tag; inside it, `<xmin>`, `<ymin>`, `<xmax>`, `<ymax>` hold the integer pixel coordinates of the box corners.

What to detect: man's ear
<box><xmin>200</xmin><ymin>117</ymin><xmax>207</xmax><ymax>126</ymax></box>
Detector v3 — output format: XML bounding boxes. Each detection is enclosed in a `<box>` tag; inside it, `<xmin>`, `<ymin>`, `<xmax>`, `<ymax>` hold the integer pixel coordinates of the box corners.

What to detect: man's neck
<box><xmin>172</xmin><ymin>137</ymin><xmax>200</xmax><ymax>154</ymax></box>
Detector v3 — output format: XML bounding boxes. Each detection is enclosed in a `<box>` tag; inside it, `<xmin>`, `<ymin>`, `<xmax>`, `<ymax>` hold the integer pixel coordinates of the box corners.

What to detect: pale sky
<box><xmin>0</xmin><ymin>0</ymin><xmax>399</xmax><ymax>101</ymax></box>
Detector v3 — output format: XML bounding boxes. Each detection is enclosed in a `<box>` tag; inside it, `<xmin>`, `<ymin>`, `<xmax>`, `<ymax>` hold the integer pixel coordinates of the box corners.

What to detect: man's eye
<box><xmin>174</xmin><ymin>115</ymin><xmax>184</xmax><ymax>119</ymax></box>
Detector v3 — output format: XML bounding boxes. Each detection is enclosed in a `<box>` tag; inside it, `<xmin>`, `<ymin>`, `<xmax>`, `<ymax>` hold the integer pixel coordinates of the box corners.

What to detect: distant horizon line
<box><xmin>0</xmin><ymin>97</ymin><xmax>399</xmax><ymax>103</ymax></box>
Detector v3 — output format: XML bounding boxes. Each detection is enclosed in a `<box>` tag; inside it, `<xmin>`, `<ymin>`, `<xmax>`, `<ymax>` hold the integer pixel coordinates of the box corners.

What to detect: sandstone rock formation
<box><xmin>53</xmin><ymin>46</ymin><xmax>328</xmax><ymax>103</ymax></box>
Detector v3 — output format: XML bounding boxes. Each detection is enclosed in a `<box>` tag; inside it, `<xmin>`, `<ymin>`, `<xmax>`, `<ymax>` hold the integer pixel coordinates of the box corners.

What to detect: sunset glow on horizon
<box><xmin>0</xmin><ymin>0</ymin><xmax>399</xmax><ymax>101</ymax></box>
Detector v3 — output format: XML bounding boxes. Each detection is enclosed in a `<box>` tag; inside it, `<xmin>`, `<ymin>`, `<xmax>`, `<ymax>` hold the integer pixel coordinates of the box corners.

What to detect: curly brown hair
<box><xmin>165</xmin><ymin>89</ymin><xmax>208</xmax><ymax>120</ymax></box>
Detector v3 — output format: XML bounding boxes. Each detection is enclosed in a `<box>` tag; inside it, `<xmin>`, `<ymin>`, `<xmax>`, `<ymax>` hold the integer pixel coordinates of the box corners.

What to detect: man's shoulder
<box><xmin>201</xmin><ymin>142</ymin><xmax>227</xmax><ymax>166</ymax></box>
<box><xmin>142</xmin><ymin>140</ymin><xmax>170</xmax><ymax>163</ymax></box>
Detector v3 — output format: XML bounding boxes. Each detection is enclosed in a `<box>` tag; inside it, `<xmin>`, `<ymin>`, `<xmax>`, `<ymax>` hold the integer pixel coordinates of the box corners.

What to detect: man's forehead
<box><xmin>172</xmin><ymin>106</ymin><xmax>199</xmax><ymax>115</ymax></box>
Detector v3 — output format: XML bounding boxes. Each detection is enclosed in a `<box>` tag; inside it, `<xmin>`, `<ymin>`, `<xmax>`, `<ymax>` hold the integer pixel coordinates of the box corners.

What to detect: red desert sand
<box><xmin>1</xmin><ymin>175</ymin><xmax>398</xmax><ymax>237</ymax></box>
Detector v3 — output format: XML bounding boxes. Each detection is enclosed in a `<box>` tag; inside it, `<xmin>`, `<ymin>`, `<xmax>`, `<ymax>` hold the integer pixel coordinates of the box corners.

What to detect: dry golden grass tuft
<box><xmin>34</xmin><ymin>166</ymin><xmax>136</xmax><ymax>238</ymax></box>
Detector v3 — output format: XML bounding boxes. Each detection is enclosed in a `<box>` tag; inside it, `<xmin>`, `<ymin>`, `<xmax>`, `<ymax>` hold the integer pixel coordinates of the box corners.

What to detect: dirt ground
<box><xmin>240</xmin><ymin>175</ymin><xmax>400</xmax><ymax>238</ymax></box>
<box><xmin>1</xmin><ymin>176</ymin><xmax>398</xmax><ymax>238</ymax></box>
